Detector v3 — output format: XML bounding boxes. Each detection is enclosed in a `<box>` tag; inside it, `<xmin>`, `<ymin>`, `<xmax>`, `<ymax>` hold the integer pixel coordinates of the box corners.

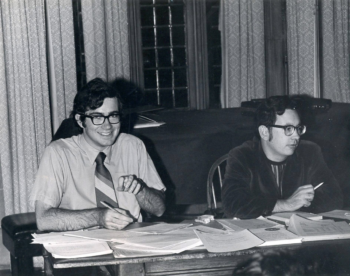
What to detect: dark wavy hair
<box><xmin>254</xmin><ymin>96</ymin><xmax>301</xmax><ymax>139</ymax></box>
<box><xmin>71</xmin><ymin>78</ymin><xmax>123</xmax><ymax>124</ymax></box>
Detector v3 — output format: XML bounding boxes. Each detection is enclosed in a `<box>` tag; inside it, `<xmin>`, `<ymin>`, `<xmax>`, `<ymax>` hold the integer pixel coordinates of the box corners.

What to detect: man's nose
<box><xmin>102</xmin><ymin>118</ymin><xmax>112</xmax><ymax>128</ymax></box>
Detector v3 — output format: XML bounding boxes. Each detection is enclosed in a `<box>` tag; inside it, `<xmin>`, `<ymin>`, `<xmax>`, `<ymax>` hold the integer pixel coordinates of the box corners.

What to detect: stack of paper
<box><xmin>109</xmin><ymin>225</ymin><xmax>202</xmax><ymax>258</ymax></box>
<box><xmin>45</xmin><ymin>241</ymin><xmax>113</xmax><ymax>259</ymax></box>
<box><xmin>217</xmin><ymin>217</ymin><xmax>281</xmax><ymax>231</ymax></box>
<box><xmin>32</xmin><ymin>231</ymin><xmax>114</xmax><ymax>259</ymax></box>
<box><xmin>194</xmin><ymin>229</ymin><xmax>264</xmax><ymax>253</ymax></box>
<box><xmin>288</xmin><ymin>214</ymin><xmax>350</xmax><ymax>241</ymax></box>
<box><xmin>249</xmin><ymin>227</ymin><xmax>302</xmax><ymax>246</ymax></box>
<box><xmin>266</xmin><ymin>211</ymin><xmax>323</xmax><ymax>225</ymax></box>
<box><xmin>318</xmin><ymin>209</ymin><xmax>350</xmax><ymax>221</ymax></box>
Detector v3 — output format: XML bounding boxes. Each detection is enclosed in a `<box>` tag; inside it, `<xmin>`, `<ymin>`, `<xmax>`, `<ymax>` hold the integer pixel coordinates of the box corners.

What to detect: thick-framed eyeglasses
<box><xmin>268</xmin><ymin>124</ymin><xmax>306</xmax><ymax>136</ymax></box>
<box><xmin>79</xmin><ymin>113</ymin><xmax>121</xmax><ymax>125</ymax></box>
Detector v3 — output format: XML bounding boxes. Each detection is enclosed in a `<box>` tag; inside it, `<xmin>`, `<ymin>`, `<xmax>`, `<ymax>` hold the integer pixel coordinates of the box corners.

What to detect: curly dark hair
<box><xmin>254</xmin><ymin>96</ymin><xmax>301</xmax><ymax>139</ymax></box>
<box><xmin>71</xmin><ymin>78</ymin><xmax>123</xmax><ymax>123</ymax></box>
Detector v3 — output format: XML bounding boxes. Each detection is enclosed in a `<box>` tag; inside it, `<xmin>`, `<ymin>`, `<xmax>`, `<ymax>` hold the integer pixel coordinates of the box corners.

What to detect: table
<box><xmin>43</xmin><ymin>239</ymin><xmax>350</xmax><ymax>276</ymax></box>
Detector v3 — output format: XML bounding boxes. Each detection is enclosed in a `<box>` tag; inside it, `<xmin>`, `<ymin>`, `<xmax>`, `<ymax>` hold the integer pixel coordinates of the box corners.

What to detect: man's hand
<box><xmin>273</xmin><ymin>184</ymin><xmax>315</xmax><ymax>212</ymax></box>
<box><xmin>99</xmin><ymin>208</ymin><xmax>133</xmax><ymax>230</ymax></box>
<box><xmin>117</xmin><ymin>175</ymin><xmax>144</xmax><ymax>195</ymax></box>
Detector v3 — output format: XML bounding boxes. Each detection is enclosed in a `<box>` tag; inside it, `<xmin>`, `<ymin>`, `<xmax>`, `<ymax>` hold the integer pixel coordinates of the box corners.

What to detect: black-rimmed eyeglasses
<box><xmin>79</xmin><ymin>113</ymin><xmax>121</xmax><ymax>125</ymax></box>
<box><xmin>268</xmin><ymin>124</ymin><xmax>306</xmax><ymax>136</ymax></box>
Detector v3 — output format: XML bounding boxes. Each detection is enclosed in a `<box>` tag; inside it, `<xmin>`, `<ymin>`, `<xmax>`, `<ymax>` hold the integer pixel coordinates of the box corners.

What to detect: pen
<box><xmin>314</xmin><ymin>182</ymin><xmax>324</xmax><ymax>190</ymax></box>
<box><xmin>100</xmin><ymin>201</ymin><xmax>117</xmax><ymax>211</ymax></box>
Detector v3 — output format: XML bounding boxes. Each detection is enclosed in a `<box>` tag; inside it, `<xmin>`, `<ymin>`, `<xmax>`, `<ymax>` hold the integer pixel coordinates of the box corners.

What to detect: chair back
<box><xmin>206</xmin><ymin>154</ymin><xmax>228</xmax><ymax>217</ymax></box>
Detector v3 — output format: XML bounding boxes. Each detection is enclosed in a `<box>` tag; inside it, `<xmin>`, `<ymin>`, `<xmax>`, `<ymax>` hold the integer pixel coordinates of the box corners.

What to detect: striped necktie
<box><xmin>95</xmin><ymin>152</ymin><xmax>119</xmax><ymax>208</ymax></box>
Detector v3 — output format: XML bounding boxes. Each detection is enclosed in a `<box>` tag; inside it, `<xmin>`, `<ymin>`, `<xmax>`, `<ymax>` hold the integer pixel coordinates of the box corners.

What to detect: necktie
<box><xmin>95</xmin><ymin>152</ymin><xmax>119</xmax><ymax>208</ymax></box>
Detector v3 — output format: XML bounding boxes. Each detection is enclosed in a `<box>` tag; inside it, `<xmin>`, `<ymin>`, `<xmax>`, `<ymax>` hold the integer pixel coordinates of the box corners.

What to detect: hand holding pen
<box><xmin>100</xmin><ymin>201</ymin><xmax>134</xmax><ymax>229</ymax></box>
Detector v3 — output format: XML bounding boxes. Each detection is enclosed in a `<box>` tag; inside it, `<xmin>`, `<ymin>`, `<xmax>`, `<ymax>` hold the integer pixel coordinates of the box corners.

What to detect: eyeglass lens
<box><xmin>285</xmin><ymin>125</ymin><xmax>305</xmax><ymax>136</ymax></box>
<box><xmin>91</xmin><ymin>114</ymin><xmax>120</xmax><ymax>125</ymax></box>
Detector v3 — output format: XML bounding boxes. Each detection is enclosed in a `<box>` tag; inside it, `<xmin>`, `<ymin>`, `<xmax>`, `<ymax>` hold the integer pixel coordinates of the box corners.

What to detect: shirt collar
<box><xmin>78</xmin><ymin>134</ymin><xmax>112</xmax><ymax>165</ymax></box>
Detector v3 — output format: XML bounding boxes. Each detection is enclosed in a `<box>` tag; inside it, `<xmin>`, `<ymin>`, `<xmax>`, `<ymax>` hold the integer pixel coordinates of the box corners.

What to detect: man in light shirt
<box><xmin>31</xmin><ymin>78</ymin><xmax>166</xmax><ymax>231</ymax></box>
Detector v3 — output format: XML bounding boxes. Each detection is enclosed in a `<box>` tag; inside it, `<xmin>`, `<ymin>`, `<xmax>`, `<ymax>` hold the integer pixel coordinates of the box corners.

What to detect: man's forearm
<box><xmin>37</xmin><ymin>207</ymin><xmax>103</xmax><ymax>232</ymax></box>
<box><xmin>136</xmin><ymin>187</ymin><xmax>165</xmax><ymax>217</ymax></box>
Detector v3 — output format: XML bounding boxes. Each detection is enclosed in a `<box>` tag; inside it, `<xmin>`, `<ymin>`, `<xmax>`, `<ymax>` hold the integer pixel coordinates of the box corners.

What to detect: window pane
<box><xmin>156</xmin><ymin>28</ymin><xmax>170</xmax><ymax>46</ymax></box>
<box><xmin>144</xmin><ymin>70</ymin><xmax>157</xmax><ymax>88</ymax></box>
<box><xmin>155</xmin><ymin>0</ymin><xmax>169</xmax><ymax>4</ymax></box>
<box><xmin>141</xmin><ymin>7</ymin><xmax>154</xmax><ymax>26</ymax></box>
<box><xmin>158</xmin><ymin>48</ymin><xmax>171</xmax><ymax>67</ymax></box>
<box><xmin>143</xmin><ymin>50</ymin><xmax>156</xmax><ymax>68</ymax></box>
<box><xmin>158</xmin><ymin>69</ymin><xmax>172</xmax><ymax>88</ymax></box>
<box><xmin>159</xmin><ymin>90</ymin><xmax>173</xmax><ymax>108</ymax></box>
<box><xmin>175</xmin><ymin>89</ymin><xmax>188</xmax><ymax>107</ymax></box>
<box><xmin>211</xmin><ymin>47</ymin><xmax>221</xmax><ymax>66</ymax></box>
<box><xmin>142</xmin><ymin>28</ymin><xmax>155</xmax><ymax>47</ymax></box>
<box><xmin>174</xmin><ymin>68</ymin><xmax>187</xmax><ymax>87</ymax></box>
<box><xmin>173</xmin><ymin>48</ymin><xmax>186</xmax><ymax>66</ymax></box>
<box><xmin>141</xmin><ymin>0</ymin><xmax>154</xmax><ymax>5</ymax></box>
<box><xmin>145</xmin><ymin>90</ymin><xmax>158</xmax><ymax>106</ymax></box>
<box><xmin>172</xmin><ymin>26</ymin><xmax>185</xmax><ymax>45</ymax></box>
<box><xmin>155</xmin><ymin>6</ymin><xmax>169</xmax><ymax>25</ymax></box>
<box><xmin>171</xmin><ymin>6</ymin><xmax>184</xmax><ymax>24</ymax></box>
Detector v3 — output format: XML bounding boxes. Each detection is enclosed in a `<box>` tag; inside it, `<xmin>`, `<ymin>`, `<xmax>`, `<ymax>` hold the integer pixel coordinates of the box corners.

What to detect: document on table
<box><xmin>109</xmin><ymin>238</ymin><xmax>202</xmax><ymax>256</ymax></box>
<box><xmin>63</xmin><ymin>228</ymin><xmax>146</xmax><ymax>242</ymax></box>
<box><xmin>266</xmin><ymin>211</ymin><xmax>322</xmax><ymax>225</ymax></box>
<box><xmin>288</xmin><ymin>214</ymin><xmax>350</xmax><ymax>241</ymax></box>
<box><xmin>32</xmin><ymin>231</ymin><xmax>95</xmax><ymax>244</ymax></box>
<box><xmin>126</xmin><ymin>223</ymin><xmax>192</xmax><ymax>234</ymax></box>
<box><xmin>318</xmin><ymin>210</ymin><xmax>350</xmax><ymax>221</ymax></box>
<box><xmin>114</xmin><ymin>232</ymin><xmax>200</xmax><ymax>249</ymax></box>
<box><xmin>44</xmin><ymin>240</ymin><xmax>112</xmax><ymax>259</ymax></box>
<box><xmin>249</xmin><ymin>227</ymin><xmax>302</xmax><ymax>246</ymax></box>
<box><xmin>194</xmin><ymin>229</ymin><xmax>264</xmax><ymax>253</ymax></box>
<box><xmin>218</xmin><ymin>218</ymin><xmax>281</xmax><ymax>230</ymax></box>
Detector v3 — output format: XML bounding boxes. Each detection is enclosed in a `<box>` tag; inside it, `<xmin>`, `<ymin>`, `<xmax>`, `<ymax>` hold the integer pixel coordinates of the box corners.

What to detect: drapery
<box><xmin>81</xmin><ymin>0</ymin><xmax>130</xmax><ymax>82</ymax></box>
<box><xmin>0</xmin><ymin>0</ymin><xmax>52</xmax><ymax>215</ymax></box>
<box><xmin>46</xmin><ymin>0</ymin><xmax>77</xmax><ymax>132</ymax></box>
<box><xmin>320</xmin><ymin>0</ymin><xmax>350</xmax><ymax>102</ymax></box>
<box><xmin>0</xmin><ymin>0</ymin><xmax>77</xmax><ymax>215</ymax></box>
<box><xmin>286</xmin><ymin>0</ymin><xmax>316</xmax><ymax>96</ymax></box>
<box><xmin>219</xmin><ymin>0</ymin><xmax>266</xmax><ymax>108</ymax></box>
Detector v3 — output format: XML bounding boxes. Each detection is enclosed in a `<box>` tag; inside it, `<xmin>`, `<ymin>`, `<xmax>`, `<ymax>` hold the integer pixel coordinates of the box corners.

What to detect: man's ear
<box><xmin>75</xmin><ymin>114</ymin><xmax>84</xmax><ymax>129</ymax></box>
<box><xmin>258</xmin><ymin>125</ymin><xmax>270</xmax><ymax>141</ymax></box>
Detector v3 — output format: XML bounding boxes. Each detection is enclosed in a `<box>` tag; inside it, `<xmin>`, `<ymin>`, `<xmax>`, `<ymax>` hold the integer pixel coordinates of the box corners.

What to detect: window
<box><xmin>73</xmin><ymin>0</ymin><xmax>222</xmax><ymax>109</ymax></box>
<box><xmin>140</xmin><ymin>0</ymin><xmax>188</xmax><ymax>108</ymax></box>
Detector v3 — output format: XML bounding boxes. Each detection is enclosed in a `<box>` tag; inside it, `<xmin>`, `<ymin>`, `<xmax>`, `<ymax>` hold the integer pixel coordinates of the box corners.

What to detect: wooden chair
<box><xmin>206</xmin><ymin>154</ymin><xmax>228</xmax><ymax>218</ymax></box>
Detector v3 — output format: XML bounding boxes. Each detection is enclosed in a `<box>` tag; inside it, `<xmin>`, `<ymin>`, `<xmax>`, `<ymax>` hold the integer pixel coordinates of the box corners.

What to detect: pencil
<box><xmin>100</xmin><ymin>201</ymin><xmax>117</xmax><ymax>211</ymax></box>
<box><xmin>314</xmin><ymin>182</ymin><xmax>324</xmax><ymax>190</ymax></box>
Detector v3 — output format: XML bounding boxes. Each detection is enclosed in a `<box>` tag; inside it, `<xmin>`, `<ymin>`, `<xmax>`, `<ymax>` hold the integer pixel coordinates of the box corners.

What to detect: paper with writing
<box><xmin>64</xmin><ymin>228</ymin><xmax>146</xmax><ymax>242</ymax></box>
<box><xmin>44</xmin><ymin>240</ymin><xmax>112</xmax><ymax>258</ymax></box>
<box><xmin>318</xmin><ymin>209</ymin><xmax>350</xmax><ymax>221</ymax></box>
<box><xmin>194</xmin><ymin>229</ymin><xmax>263</xmax><ymax>253</ymax></box>
<box><xmin>126</xmin><ymin>223</ymin><xmax>192</xmax><ymax>234</ymax></box>
<box><xmin>288</xmin><ymin>214</ymin><xmax>350</xmax><ymax>241</ymax></box>
<box><xmin>219</xmin><ymin>218</ymin><xmax>280</xmax><ymax>230</ymax></box>
<box><xmin>249</xmin><ymin>227</ymin><xmax>302</xmax><ymax>246</ymax></box>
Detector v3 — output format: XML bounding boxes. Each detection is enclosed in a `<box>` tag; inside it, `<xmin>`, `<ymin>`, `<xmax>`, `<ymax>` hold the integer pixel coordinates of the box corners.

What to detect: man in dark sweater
<box><xmin>222</xmin><ymin>96</ymin><xmax>343</xmax><ymax>219</ymax></box>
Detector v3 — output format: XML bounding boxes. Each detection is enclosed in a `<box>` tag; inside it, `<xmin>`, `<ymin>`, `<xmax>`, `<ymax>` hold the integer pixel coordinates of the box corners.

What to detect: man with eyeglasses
<box><xmin>222</xmin><ymin>96</ymin><xmax>343</xmax><ymax>219</ymax></box>
<box><xmin>31</xmin><ymin>78</ymin><xmax>166</xmax><ymax>231</ymax></box>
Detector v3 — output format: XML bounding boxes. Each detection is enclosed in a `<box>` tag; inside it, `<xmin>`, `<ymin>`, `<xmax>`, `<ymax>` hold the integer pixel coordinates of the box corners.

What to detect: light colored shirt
<box><xmin>30</xmin><ymin>133</ymin><xmax>165</xmax><ymax>221</ymax></box>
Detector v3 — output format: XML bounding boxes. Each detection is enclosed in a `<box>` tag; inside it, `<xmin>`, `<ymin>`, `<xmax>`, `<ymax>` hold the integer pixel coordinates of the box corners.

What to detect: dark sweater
<box><xmin>222</xmin><ymin>138</ymin><xmax>343</xmax><ymax>219</ymax></box>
